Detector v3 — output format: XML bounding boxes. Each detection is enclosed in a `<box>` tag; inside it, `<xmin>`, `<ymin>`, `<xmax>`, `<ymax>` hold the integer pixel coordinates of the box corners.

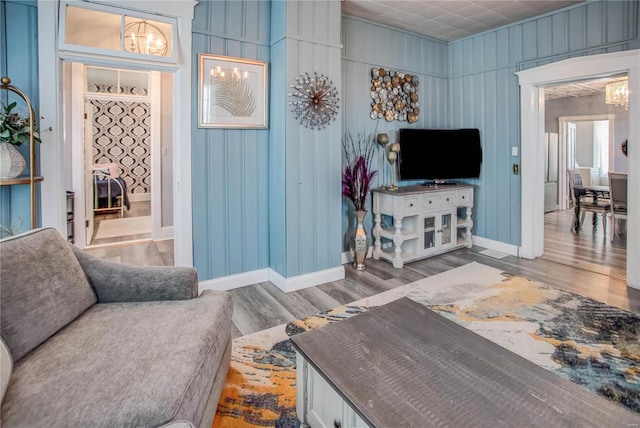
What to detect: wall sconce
<box><xmin>124</xmin><ymin>20</ymin><xmax>168</xmax><ymax>56</ymax></box>
<box><xmin>605</xmin><ymin>79</ymin><xmax>629</xmax><ymax>110</ymax></box>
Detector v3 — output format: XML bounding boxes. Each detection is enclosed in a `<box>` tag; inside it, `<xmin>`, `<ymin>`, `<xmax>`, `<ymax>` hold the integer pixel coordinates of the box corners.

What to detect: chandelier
<box><xmin>124</xmin><ymin>20</ymin><xmax>168</xmax><ymax>56</ymax></box>
<box><xmin>605</xmin><ymin>79</ymin><xmax>629</xmax><ymax>110</ymax></box>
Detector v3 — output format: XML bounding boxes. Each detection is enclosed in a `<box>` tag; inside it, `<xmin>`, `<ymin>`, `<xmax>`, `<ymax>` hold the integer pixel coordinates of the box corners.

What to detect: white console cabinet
<box><xmin>372</xmin><ymin>184</ymin><xmax>474</xmax><ymax>268</ymax></box>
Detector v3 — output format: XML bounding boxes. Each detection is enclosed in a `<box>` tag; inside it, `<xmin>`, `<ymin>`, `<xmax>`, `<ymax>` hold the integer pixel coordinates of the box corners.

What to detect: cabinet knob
<box><xmin>334</xmin><ymin>421</ymin><xmax>342</xmax><ymax>428</ymax></box>
<box><xmin>446</xmin><ymin>198</ymin><xmax>450</xmax><ymax>202</ymax></box>
<box><xmin>410</xmin><ymin>203</ymin><xmax>413</xmax><ymax>207</ymax></box>
<box><xmin>429</xmin><ymin>200</ymin><xmax>432</xmax><ymax>204</ymax></box>
<box><xmin>461</xmin><ymin>196</ymin><xmax>465</xmax><ymax>199</ymax></box>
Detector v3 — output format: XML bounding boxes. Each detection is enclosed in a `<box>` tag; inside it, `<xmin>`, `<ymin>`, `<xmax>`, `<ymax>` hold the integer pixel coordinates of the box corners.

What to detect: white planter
<box><xmin>0</xmin><ymin>143</ymin><xmax>26</xmax><ymax>179</ymax></box>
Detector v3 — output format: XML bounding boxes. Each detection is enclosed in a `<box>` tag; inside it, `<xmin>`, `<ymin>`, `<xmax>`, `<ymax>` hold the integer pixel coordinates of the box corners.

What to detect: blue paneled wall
<box><xmin>191</xmin><ymin>0</ymin><xmax>271</xmax><ymax>280</ymax></box>
<box><xmin>448</xmin><ymin>0</ymin><xmax>639</xmax><ymax>246</ymax></box>
<box><xmin>341</xmin><ymin>17</ymin><xmax>449</xmax><ymax>248</ymax></box>
<box><xmin>270</xmin><ymin>1</ymin><xmax>343</xmax><ymax>278</ymax></box>
<box><xmin>0</xmin><ymin>0</ymin><xmax>40</xmax><ymax>237</ymax></box>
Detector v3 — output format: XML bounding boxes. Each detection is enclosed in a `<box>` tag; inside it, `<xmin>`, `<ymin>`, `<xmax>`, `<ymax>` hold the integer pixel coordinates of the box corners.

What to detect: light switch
<box><xmin>512</xmin><ymin>147</ymin><xmax>518</xmax><ymax>157</ymax></box>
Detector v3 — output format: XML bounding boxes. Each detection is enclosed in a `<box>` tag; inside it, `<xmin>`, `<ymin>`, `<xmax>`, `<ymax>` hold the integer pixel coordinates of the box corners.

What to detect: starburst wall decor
<box><xmin>288</xmin><ymin>72</ymin><xmax>340</xmax><ymax>130</ymax></box>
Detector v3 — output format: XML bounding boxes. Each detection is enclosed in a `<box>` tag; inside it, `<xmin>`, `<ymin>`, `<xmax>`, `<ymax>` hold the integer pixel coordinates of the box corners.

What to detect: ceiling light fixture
<box><xmin>124</xmin><ymin>20</ymin><xmax>168</xmax><ymax>56</ymax></box>
<box><xmin>605</xmin><ymin>79</ymin><xmax>629</xmax><ymax>110</ymax></box>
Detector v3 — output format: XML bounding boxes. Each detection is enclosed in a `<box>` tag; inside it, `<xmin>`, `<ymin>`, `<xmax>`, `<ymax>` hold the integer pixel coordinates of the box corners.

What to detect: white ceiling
<box><xmin>544</xmin><ymin>76</ymin><xmax>628</xmax><ymax>101</ymax></box>
<box><xmin>342</xmin><ymin>0</ymin><xmax>584</xmax><ymax>42</ymax></box>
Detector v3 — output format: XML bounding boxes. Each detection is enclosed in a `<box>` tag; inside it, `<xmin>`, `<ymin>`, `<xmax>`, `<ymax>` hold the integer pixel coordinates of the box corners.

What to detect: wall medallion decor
<box><xmin>370</xmin><ymin>67</ymin><xmax>419</xmax><ymax>123</ymax></box>
<box><xmin>198</xmin><ymin>54</ymin><xmax>268</xmax><ymax>129</ymax></box>
<box><xmin>288</xmin><ymin>72</ymin><xmax>340</xmax><ymax>130</ymax></box>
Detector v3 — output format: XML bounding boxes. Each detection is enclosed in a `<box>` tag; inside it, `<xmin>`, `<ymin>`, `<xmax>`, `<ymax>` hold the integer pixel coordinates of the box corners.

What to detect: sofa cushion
<box><xmin>1</xmin><ymin>290</ymin><xmax>233</xmax><ymax>427</ymax></box>
<box><xmin>0</xmin><ymin>229</ymin><xmax>97</xmax><ymax>361</ymax></box>
<box><xmin>1</xmin><ymin>337</ymin><xmax>12</xmax><ymax>404</ymax></box>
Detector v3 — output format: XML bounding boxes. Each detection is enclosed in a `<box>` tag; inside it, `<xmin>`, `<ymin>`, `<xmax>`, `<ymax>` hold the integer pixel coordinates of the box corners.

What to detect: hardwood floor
<box><xmin>81</xmin><ymin>209</ymin><xmax>636</xmax><ymax>339</ymax></box>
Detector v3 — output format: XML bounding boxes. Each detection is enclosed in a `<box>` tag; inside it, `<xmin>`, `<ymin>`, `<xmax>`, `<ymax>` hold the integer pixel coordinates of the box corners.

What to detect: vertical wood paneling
<box><xmin>192</xmin><ymin>0</ymin><xmax>271</xmax><ymax>281</ymax></box>
<box><xmin>447</xmin><ymin>0</ymin><xmax>638</xmax><ymax>247</ymax></box>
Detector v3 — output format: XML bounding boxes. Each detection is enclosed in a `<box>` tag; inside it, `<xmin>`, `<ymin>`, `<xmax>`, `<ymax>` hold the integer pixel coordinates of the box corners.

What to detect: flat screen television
<box><xmin>397</xmin><ymin>128</ymin><xmax>482</xmax><ymax>182</ymax></box>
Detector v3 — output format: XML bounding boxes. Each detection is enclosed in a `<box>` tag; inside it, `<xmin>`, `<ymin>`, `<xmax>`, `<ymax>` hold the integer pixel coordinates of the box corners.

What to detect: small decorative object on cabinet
<box><xmin>372</xmin><ymin>184</ymin><xmax>474</xmax><ymax>268</ymax></box>
<box><xmin>0</xmin><ymin>76</ymin><xmax>43</xmax><ymax>230</ymax></box>
<box><xmin>376</xmin><ymin>133</ymin><xmax>389</xmax><ymax>189</ymax></box>
<box><xmin>289</xmin><ymin>72</ymin><xmax>340</xmax><ymax>130</ymax></box>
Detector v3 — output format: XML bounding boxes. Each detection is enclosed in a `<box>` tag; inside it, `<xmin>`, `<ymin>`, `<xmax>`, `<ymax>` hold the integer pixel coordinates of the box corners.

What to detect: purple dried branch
<box><xmin>342</xmin><ymin>129</ymin><xmax>378</xmax><ymax>211</ymax></box>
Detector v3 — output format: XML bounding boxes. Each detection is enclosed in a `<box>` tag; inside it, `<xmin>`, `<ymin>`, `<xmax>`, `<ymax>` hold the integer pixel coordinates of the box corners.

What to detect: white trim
<box><xmin>472</xmin><ymin>236</ymin><xmax>519</xmax><ymax>257</ymax></box>
<box><xmin>149</xmin><ymin>71</ymin><xmax>162</xmax><ymax>240</ymax></box>
<box><xmin>38</xmin><ymin>0</ymin><xmax>194</xmax><ymax>269</ymax></box>
<box><xmin>516</xmin><ymin>49</ymin><xmax>640</xmax><ymax>288</ymax></box>
<box><xmin>198</xmin><ymin>268</ymin><xmax>270</xmax><ymax>293</ymax></box>
<box><xmin>269</xmin><ymin>266</ymin><xmax>346</xmax><ymax>293</ymax></box>
<box><xmin>197</xmin><ymin>266</ymin><xmax>347</xmax><ymax>294</ymax></box>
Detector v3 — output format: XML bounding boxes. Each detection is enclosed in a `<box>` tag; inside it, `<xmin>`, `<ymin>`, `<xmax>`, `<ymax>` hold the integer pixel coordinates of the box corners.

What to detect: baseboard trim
<box><xmin>198</xmin><ymin>268</ymin><xmax>270</xmax><ymax>293</ymax></box>
<box><xmin>153</xmin><ymin>225</ymin><xmax>174</xmax><ymax>241</ymax></box>
<box><xmin>269</xmin><ymin>266</ymin><xmax>346</xmax><ymax>293</ymax></box>
<box><xmin>198</xmin><ymin>265</ymin><xmax>346</xmax><ymax>294</ymax></box>
<box><xmin>472</xmin><ymin>236</ymin><xmax>519</xmax><ymax>257</ymax></box>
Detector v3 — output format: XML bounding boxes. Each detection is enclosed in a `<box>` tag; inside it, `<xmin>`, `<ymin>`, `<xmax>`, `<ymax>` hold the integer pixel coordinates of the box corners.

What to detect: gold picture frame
<box><xmin>198</xmin><ymin>54</ymin><xmax>268</xmax><ymax>129</ymax></box>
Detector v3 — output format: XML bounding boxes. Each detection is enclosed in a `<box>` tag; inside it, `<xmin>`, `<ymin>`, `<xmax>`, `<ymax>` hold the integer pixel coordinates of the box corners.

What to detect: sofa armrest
<box><xmin>71</xmin><ymin>246</ymin><xmax>198</xmax><ymax>303</ymax></box>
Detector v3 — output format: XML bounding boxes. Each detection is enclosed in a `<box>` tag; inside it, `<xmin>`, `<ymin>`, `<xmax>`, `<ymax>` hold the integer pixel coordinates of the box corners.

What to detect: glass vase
<box><xmin>349</xmin><ymin>209</ymin><xmax>370</xmax><ymax>271</ymax></box>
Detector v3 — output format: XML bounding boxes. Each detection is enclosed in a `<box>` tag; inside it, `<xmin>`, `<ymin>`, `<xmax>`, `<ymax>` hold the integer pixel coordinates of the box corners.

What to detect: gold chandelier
<box><xmin>605</xmin><ymin>79</ymin><xmax>629</xmax><ymax>110</ymax></box>
<box><xmin>124</xmin><ymin>20</ymin><xmax>168</xmax><ymax>56</ymax></box>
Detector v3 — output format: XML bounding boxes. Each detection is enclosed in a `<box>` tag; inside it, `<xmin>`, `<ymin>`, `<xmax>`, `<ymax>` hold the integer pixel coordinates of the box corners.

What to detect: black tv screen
<box><xmin>398</xmin><ymin>128</ymin><xmax>482</xmax><ymax>181</ymax></box>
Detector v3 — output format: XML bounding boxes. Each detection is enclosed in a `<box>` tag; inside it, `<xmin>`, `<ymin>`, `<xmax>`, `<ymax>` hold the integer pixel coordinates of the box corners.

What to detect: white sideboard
<box><xmin>372</xmin><ymin>184</ymin><xmax>474</xmax><ymax>268</ymax></box>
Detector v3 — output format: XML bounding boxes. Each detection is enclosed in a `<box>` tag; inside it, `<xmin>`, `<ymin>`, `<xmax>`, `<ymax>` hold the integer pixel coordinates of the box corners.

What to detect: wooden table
<box><xmin>291</xmin><ymin>297</ymin><xmax>640</xmax><ymax>428</ymax></box>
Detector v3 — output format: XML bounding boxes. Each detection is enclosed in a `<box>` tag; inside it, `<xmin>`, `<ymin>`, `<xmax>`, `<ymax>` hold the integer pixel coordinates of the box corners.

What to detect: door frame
<box><xmin>37</xmin><ymin>0</ymin><xmax>195</xmax><ymax>266</ymax></box>
<box><xmin>517</xmin><ymin>49</ymin><xmax>640</xmax><ymax>289</ymax></box>
<box><xmin>558</xmin><ymin>114</ymin><xmax>615</xmax><ymax>210</ymax></box>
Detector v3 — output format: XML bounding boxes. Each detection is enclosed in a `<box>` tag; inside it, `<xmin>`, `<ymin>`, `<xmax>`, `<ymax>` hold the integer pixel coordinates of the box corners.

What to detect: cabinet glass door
<box><xmin>423</xmin><ymin>216</ymin><xmax>435</xmax><ymax>249</ymax></box>
<box><xmin>440</xmin><ymin>213</ymin><xmax>452</xmax><ymax>245</ymax></box>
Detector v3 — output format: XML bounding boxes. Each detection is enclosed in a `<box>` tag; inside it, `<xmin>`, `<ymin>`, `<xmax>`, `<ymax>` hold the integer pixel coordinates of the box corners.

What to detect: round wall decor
<box><xmin>288</xmin><ymin>72</ymin><xmax>340</xmax><ymax>130</ymax></box>
<box><xmin>370</xmin><ymin>67</ymin><xmax>419</xmax><ymax>123</ymax></box>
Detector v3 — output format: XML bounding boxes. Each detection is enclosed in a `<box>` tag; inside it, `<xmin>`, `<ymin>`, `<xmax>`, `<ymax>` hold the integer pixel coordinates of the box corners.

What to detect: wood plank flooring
<box><xmin>81</xmin><ymin>209</ymin><xmax>636</xmax><ymax>339</ymax></box>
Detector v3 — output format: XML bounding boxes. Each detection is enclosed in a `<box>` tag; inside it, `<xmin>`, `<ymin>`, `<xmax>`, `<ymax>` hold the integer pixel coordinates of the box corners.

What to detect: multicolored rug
<box><xmin>212</xmin><ymin>262</ymin><xmax>640</xmax><ymax>427</ymax></box>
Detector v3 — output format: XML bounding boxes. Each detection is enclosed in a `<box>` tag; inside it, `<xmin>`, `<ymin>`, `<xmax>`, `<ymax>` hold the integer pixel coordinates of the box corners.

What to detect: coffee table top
<box><xmin>291</xmin><ymin>297</ymin><xmax>640</xmax><ymax>427</ymax></box>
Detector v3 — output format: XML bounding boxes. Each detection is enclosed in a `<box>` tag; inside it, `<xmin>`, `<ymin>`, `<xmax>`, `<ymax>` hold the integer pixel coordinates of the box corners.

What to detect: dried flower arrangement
<box><xmin>342</xmin><ymin>130</ymin><xmax>378</xmax><ymax>211</ymax></box>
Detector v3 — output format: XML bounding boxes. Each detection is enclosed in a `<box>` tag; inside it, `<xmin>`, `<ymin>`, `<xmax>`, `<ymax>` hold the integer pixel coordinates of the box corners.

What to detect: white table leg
<box><xmin>393</xmin><ymin>216</ymin><xmax>404</xmax><ymax>268</ymax></box>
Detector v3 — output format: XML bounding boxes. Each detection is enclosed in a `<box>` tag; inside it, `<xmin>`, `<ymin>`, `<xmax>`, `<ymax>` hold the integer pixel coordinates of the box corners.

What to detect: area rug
<box><xmin>212</xmin><ymin>262</ymin><xmax>640</xmax><ymax>427</ymax></box>
<box><xmin>94</xmin><ymin>215</ymin><xmax>151</xmax><ymax>239</ymax></box>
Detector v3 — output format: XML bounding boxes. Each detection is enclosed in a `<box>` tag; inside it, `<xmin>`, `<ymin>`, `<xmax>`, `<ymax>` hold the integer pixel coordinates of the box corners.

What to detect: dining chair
<box><xmin>567</xmin><ymin>169</ymin><xmax>610</xmax><ymax>232</ymax></box>
<box><xmin>607</xmin><ymin>172</ymin><xmax>628</xmax><ymax>241</ymax></box>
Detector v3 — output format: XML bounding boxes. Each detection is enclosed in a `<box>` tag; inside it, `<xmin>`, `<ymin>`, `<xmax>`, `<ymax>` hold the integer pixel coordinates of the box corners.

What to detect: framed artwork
<box><xmin>198</xmin><ymin>54</ymin><xmax>268</xmax><ymax>129</ymax></box>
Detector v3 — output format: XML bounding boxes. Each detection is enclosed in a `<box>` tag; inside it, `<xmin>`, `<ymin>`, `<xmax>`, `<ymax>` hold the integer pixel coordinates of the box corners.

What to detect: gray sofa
<box><xmin>0</xmin><ymin>228</ymin><xmax>233</xmax><ymax>427</ymax></box>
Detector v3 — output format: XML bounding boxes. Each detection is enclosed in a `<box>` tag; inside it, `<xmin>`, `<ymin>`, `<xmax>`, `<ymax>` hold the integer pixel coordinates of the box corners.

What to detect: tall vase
<box><xmin>351</xmin><ymin>210</ymin><xmax>369</xmax><ymax>271</ymax></box>
<box><xmin>0</xmin><ymin>143</ymin><xmax>26</xmax><ymax>179</ymax></box>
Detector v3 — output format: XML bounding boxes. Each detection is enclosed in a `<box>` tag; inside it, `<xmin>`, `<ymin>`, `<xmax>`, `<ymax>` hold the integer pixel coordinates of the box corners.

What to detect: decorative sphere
<box><xmin>377</xmin><ymin>133</ymin><xmax>389</xmax><ymax>147</ymax></box>
<box><xmin>1</xmin><ymin>77</ymin><xmax>10</xmax><ymax>85</ymax></box>
<box><xmin>390</xmin><ymin>142</ymin><xmax>400</xmax><ymax>153</ymax></box>
<box><xmin>387</xmin><ymin>151</ymin><xmax>397</xmax><ymax>164</ymax></box>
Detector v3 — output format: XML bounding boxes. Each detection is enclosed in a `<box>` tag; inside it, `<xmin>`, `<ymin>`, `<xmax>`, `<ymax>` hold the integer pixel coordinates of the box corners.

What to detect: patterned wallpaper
<box><xmin>91</xmin><ymin>99</ymin><xmax>151</xmax><ymax>194</ymax></box>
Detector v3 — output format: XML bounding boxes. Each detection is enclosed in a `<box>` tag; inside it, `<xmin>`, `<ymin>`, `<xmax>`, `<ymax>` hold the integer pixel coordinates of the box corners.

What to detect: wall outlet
<box><xmin>513</xmin><ymin>164</ymin><xmax>520</xmax><ymax>175</ymax></box>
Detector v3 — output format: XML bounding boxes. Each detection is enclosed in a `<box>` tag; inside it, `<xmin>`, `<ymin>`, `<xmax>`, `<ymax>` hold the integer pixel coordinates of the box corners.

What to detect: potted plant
<box><xmin>0</xmin><ymin>101</ymin><xmax>40</xmax><ymax>179</ymax></box>
<box><xmin>342</xmin><ymin>129</ymin><xmax>377</xmax><ymax>270</ymax></box>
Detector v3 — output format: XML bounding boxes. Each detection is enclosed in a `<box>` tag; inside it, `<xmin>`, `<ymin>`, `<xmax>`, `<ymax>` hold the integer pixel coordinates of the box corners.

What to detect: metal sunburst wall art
<box><xmin>288</xmin><ymin>72</ymin><xmax>340</xmax><ymax>130</ymax></box>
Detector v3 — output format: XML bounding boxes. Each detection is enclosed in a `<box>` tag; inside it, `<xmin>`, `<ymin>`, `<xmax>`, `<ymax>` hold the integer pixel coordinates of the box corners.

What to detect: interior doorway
<box><xmin>63</xmin><ymin>62</ymin><xmax>174</xmax><ymax>251</ymax></box>
<box><xmin>516</xmin><ymin>50</ymin><xmax>639</xmax><ymax>288</ymax></box>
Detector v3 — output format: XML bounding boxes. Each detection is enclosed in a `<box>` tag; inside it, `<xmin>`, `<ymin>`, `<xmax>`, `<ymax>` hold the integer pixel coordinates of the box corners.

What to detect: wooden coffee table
<box><xmin>291</xmin><ymin>297</ymin><xmax>640</xmax><ymax>428</ymax></box>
